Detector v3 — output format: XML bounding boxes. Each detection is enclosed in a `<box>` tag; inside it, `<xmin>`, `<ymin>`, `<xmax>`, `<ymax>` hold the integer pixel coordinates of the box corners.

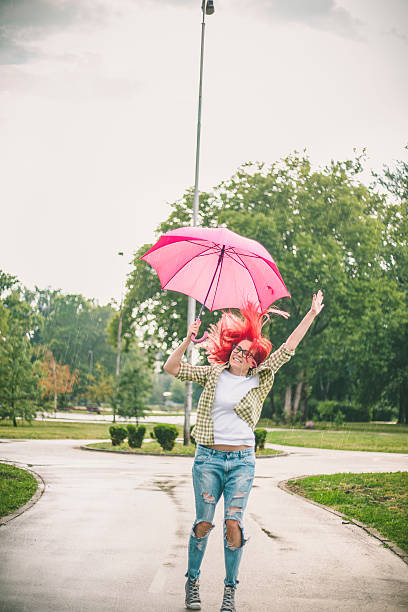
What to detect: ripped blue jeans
<box><xmin>186</xmin><ymin>444</ymin><xmax>255</xmax><ymax>588</ymax></box>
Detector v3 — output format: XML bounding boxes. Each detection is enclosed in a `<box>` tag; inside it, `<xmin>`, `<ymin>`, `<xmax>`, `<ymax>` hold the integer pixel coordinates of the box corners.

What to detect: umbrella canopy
<box><xmin>141</xmin><ymin>226</ymin><xmax>290</xmax><ymax>313</ymax></box>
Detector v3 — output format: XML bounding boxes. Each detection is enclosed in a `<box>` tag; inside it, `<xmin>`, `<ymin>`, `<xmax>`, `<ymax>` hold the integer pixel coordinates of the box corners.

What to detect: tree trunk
<box><xmin>13</xmin><ymin>415</ymin><xmax>17</xmax><ymax>427</ymax></box>
<box><xmin>300</xmin><ymin>382</ymin><xmax>308</xmax><ymax>423</ymax></box>
<box><xmin>398</xmin><ymin>382</ymin><xmax>408</xmax><ymax>424</ymax></box>
<box><xmin>284</xmin><ymin>386</ymin><xmax>292</xmax><ymax>421</ymax></box>
<box><xmin>293</xmin><ymin>369</ymin><xmax>304</xmax><ymax>414</ymax></box>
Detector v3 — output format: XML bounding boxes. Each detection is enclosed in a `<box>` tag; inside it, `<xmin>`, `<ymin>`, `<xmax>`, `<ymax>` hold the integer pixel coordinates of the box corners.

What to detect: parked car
<box><xmin>87</xmin><ymin>403</ymin><xmax>102</xmax><ymax>414</ymax></box>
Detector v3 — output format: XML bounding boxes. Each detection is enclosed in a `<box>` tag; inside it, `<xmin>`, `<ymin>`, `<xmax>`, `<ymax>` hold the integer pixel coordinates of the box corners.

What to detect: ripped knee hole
<box><xmin>194</xmin><ymin>521</ymin><xmax>212</xmax><ymax>538</ymax></box>
<box><xmin>202</xmin><ymin>492</ymin><xmax>215</xmax><ymax>503</ymax></box>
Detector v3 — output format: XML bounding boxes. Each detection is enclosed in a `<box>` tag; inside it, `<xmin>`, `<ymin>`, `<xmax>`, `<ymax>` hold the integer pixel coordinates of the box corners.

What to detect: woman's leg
<box><xmin>222</xmin><ymin>453</ymin><xmax>255</xmax><ymax>589</ymax></box>
<box><xmin>186</xmin><ymin>450</ymin><xmax>223</xmax><ymax>580</ymax></box>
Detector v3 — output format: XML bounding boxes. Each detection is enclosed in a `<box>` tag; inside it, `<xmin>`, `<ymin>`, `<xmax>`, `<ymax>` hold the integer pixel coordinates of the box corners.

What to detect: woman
<box><xmin>164</xmin><ymin>290</ymin><xmax>324</xmax><ymax>612</ymax></box>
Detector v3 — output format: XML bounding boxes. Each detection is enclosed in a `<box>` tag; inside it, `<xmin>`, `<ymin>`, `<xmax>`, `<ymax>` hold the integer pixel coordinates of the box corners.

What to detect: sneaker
<box><xmin>185</xmin><ymin>577</ymin><xmax>201</xmax><ymax>610</ymax></box>
<box><xmin>220</xmin><ymin>585</ymin><xmax>236</xmax><ymax>612</ymax></box>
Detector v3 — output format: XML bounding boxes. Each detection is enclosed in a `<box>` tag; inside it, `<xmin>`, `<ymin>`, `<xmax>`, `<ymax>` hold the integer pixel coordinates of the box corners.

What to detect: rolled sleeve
<box><xmin>176</xmin><ymin>362</ymin><xmax>212</xmax><ymax>387</ymax></box>
<box><xmin>261</xmin><ymin>343</ymin><xmax>295</xmax><ymax>374</ymax></box>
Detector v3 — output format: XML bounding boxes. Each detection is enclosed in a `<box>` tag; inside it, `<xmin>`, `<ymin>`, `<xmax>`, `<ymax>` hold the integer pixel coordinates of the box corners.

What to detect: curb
<box><xmin>80</xmin><ymin>445</ymin><xmax>193</xmax><ymax>457</ymax></box>
<box><xmin>277</xmin><ymin>474</ymin><xmax>408</xmax><ymax>567</ymax></box>
<box><xmin>0</xmin><ymin>461</ymin><xmax>46</xmax><ymax>526</ymax></box>
<box><xmin>80</xmin><ymin>444</ymin><xmax>289</xmax><ymax>459</ymax></box>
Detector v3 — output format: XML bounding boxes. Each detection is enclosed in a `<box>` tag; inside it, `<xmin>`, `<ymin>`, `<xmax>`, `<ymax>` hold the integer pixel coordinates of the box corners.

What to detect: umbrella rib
<box><xmin>161</xmin><ymin>245</ymin><xmax>216</xmax><ymax>290</ymax></box>
<box><xmin>210</xmin><ymin>248</ymin><xmax>225</xmax><ymax>311</ymax></box>
<box><xmin>195</xmin><ymin>249</ymin><xmax>220</xmax><ymax>257</ymax></box>
<box><xmin>230</xmin><ymin>248</ymin><xmax>263</xmax><ymax>309</ymax></box>
<box><xmin>223</xmin><ymin>251</ymin><xmax>248</xmax><ymax>269</ymax></box>
<box><xmin>184</xmin><ymin>239</ymin><xmax>220</xmax><ymax>249</ymax></box>
<box><xmin>227</xmin><ymin>249</ymin><xmax>270</xmax><ymax>260</ymax></box>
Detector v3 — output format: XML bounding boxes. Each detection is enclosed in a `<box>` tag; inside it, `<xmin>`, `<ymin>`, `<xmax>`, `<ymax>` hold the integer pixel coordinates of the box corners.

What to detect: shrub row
<box><xmin>109</xmin><ymin>424</ymin><xmax>146</xmax><ymax>447</ymax></box>
<box><xmin>109</xmin><ymin>423</ymin><xmax>179</xmax><ymax>451</ymax></box>
<box><xmin>110</xmin><ymin>424</ymin><xmax>267</xmax><ymax>453</ymax></box>
<box><xmin>308</xmin><ymin>399</ymin><xmax>373</xmax><ymax>425</ymax></box>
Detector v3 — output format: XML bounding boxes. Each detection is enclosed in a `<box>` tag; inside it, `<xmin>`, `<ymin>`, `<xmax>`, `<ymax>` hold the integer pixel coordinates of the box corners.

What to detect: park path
<box><xmin>0</xmin><ymin>438</ymin><xmax>407</xmax><ymax>612</ymax></box>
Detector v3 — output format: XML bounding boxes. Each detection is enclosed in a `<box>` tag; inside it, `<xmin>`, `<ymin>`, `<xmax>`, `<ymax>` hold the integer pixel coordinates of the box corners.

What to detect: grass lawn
<box><xmin>285</xmin><ymin>471</ymin><xmax>408</xmax><ymax>555</ymax></box>
<box><xmin>0</xmin><ymin>463</ymin><xmax>38</xmax><ymax>518</ymax></box>
<box><xmin>257</xmin><ymin>419</ymin><xmax>408</xmax><ymax>434</ymax></box>
<box><xmin>0</xmin><ymin>420</ymin><xmax>181</xmax><ymax>440</ymax></box>
<box><xmin>86</xmin><ymin>441</ymin><xmax>283</xmax><ymax>456</ymax></box>
<box><xmin>265</xmin><ymin>429</ymin><xmax>408</xmax><ymax>453</ymax></box>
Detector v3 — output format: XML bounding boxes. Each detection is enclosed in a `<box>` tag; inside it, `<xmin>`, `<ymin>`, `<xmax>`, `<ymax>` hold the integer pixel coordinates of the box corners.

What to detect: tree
<box><xmin>0</xmin><ymin>292</ymin><xmax>40</xmax><ymax>426</ymax></box>
<box><xmin>121</xmin><ymin>152</ymin><xmax>399</xmax><ymax>422</ymax></box>
<box><xmin>370</xmin><ymin>153</ymin><xmax>408</xmax><ymax>423</ymax></box>
<box><xmin>148</xmin><ymin>372</ymin><xmax>172</xmax><ymax>407</ymax></box>
<box><xmin>115</xmin><ymin>347</ymin><xmax>152</xmax><ymax>424</ymax></box>
<box><xmin>87</xmin><ymin>363</ymin><xmax>115</xmax><ymax>406</ymax></box>
<box><xmin>169</xmin><ymin>377</ymin><xmax>185</xmax><ymax>405</ymax></box>
<box><xmin>38</xmin><ymin>350</ymin><xmax>79</xmax><ymax>413</ymax></box>
<box><xmin>29</xmin><ymin>289</ymin><xmax>117</xmax><ymax>401</ymax></box>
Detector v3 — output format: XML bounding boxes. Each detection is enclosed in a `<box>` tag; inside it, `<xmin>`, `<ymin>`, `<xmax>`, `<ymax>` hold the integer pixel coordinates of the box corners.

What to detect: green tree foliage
<box><xmin>0</xmin><ymin>289</ymin><xmax>40</xmax><ymax>426</ymax></box>
<box><xmin>120</xmin><ymin>152</ymin><xmax>406</xmax><ymax>421</ymax></box>
<box><xmin>87</xmin><ymin>363</ymin><xmax>115</xmax><ymax>406</ymax></box>
<box><xmin>28</xmin><ymin>288</ymin><xmax>117</xmax><ymax>400</ymax></box>
<box><xmin>169</xmin><ymin>377</ymin><xmax>185</xmax><ymax>404</ymax></box>
<box><xmin>148</xmin><ymin>372</ymin><xmax>172</xmax><ymax>406</ymax></box>
<box><xmin>371</xmin><ymin>153</ymin><xmax>408</xmax><ymax>423</ymax></box>
<box><xmin>115</xmin><ymin>347</ymin><xmax>152</xmax><ymax>423</ymax></box>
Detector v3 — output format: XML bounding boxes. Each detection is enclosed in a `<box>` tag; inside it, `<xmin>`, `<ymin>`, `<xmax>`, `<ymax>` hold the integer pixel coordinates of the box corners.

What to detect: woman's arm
<box><xmin>163</xmin><ymin>320</ymin><xmax>201</xmax><ymax>376</ymax></box>
<box><xmin>284</xmin><ymin>290</ymin><xmax>324</xmax><ymax>351</ymax></box>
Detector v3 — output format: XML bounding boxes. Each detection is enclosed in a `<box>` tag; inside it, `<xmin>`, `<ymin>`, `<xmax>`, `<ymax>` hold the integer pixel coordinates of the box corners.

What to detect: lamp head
<box><xmin>203</xmin><ymin>0</ymin><xmax>215</xmax><ymax>15</ymax></box>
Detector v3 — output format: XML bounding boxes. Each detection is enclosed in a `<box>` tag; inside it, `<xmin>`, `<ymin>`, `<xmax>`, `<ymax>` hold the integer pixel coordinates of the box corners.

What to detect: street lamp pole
<box><xmin>114</xmin><ymin>251</ymin><xmax>125</xmax><ymax>424</ymax></box>
<box><xmin>184</xmin><ymin>0</ymin><xmax>215</xmax><ymax>446</ymax></box>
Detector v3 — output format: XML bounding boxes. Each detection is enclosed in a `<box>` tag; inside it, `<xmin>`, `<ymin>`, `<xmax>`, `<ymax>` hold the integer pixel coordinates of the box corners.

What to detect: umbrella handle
<box><xmin>191</xmin><ymin>318</ymin><xmax>208</xmax><ymax>344</ymax></box>
<box><xmin>191</xmin><ymin>331</ymin><xmax>209</xmax><ymax>344</ymax></box>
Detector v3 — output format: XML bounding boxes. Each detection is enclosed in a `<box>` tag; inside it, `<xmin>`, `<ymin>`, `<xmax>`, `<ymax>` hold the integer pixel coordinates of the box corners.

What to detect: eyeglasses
<box><xmin>232</xmin><ymin>344</ymin><xmax>255</xmax><ymax>361</ymax></box>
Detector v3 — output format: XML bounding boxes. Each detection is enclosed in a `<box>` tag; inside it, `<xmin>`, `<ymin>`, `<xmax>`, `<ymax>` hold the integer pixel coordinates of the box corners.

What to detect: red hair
<box><xmin>205</xmin><ymin>301</ymin><xmax>273</xmax><ymax>366</ymax></box>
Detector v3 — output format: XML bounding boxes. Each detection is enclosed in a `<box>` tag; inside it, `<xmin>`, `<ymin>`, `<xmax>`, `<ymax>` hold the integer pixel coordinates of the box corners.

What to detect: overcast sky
<box><xmin>1</xmin><ymin>0</ymin><xmax>407</xmax><ymax>305</ymax></box>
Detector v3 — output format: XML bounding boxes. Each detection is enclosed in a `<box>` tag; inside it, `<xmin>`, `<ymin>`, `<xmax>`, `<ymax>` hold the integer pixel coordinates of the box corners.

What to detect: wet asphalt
<box><xmin>0</xmin><ymin>438</ymin><xmax>407</xmax><ymax>612</ymax></box>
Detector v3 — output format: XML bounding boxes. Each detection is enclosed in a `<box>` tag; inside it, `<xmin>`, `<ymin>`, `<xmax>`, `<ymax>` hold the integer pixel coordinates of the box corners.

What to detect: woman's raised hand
<box><xmin>187</xmin><ymin>319</ymin><xmax>201</xmax><ymax>341</ymax></box>
<box><xmin>311</xmin><ymin>290</ymin><xmax>324</xmax><ymax>316</ymax></box>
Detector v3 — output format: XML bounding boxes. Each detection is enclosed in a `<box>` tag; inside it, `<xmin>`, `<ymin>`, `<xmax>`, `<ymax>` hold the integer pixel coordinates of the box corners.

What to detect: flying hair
<box><xmin>205</xmin><ymin>301</ymin><xmax>289</xmax><ymax>366</ymax></box>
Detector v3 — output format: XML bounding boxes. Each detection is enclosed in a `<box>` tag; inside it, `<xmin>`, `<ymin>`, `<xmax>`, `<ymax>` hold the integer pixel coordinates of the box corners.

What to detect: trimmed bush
<box><xmin>254</xmin><ymin>429</ymin><xmax>267</xmax><ymax>451</ymax></box>
<box><xmin>127</xmin><ymin>424</ymin><xmax>146</xmax><ymax>448</ymax></box>
<box><xmin>315</xmin><ymin>400</ymin><xmax>372</xmax><ymax>423</ymax></box>
<box><xmin>372</xmin><ymin>400</ymin><xmax>397</xmax><ymax>421</ymax></box>
<box><xmin>109</xmin><ymin>425</ymin><xmax>127</xmax><ymax>446</ymax></box>
<box><xmin>153</xmin><ymin>424</ymin><xmax>179</xmax><ymax>451</ymax></box>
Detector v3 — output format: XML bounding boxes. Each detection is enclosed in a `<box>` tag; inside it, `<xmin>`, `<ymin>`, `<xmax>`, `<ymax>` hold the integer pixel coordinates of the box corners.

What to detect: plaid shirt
<box><xmin>177</xmin><ymin>343</ymin><xmax>295</xmax><ymax>445</ymax></box>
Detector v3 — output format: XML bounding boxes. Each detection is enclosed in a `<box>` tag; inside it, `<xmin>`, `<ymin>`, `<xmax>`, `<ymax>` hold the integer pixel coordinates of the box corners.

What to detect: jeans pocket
<box><xmin>194</xmin><ymin>453</ymin><xmax>211</xmax><ymax>465</ymax></box>
<box><xmin>243</xmin><ymin>453</ymin><xmax>256</xmax><ymax>467</ymax></box>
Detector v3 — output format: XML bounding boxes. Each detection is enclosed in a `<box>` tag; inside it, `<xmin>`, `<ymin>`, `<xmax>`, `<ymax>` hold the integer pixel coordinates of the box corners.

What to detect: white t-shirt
<box><xmin>212</xmin><ymin>370</ymin><xmax>260</xmax><ymax>446</ymax></box>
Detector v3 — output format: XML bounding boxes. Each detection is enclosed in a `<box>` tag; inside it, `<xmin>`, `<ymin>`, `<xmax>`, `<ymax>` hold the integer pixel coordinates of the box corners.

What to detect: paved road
<box><xmin>0</xmin><ymin>439</ymin><xmax>407</xmax><ymax>612</ymax></box>
<box><xmin>38</xmin><ymin>411</ymin><xmax>192</xmax><ymax>425</ymax></box>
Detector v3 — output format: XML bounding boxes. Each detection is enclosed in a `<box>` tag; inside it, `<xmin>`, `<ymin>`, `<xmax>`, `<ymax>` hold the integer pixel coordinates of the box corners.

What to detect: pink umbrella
<box><xmin>141</xmin><ymin>226</ymin><xmax>290</xmax><ymax>342</ymax></box>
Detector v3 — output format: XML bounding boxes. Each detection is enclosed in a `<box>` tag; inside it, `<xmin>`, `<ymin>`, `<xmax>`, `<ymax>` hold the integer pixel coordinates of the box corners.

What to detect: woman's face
<box><xmin>228</xmin><ymin>339</ymin><xmax>257</xmax><ymax>376</ymax></box>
